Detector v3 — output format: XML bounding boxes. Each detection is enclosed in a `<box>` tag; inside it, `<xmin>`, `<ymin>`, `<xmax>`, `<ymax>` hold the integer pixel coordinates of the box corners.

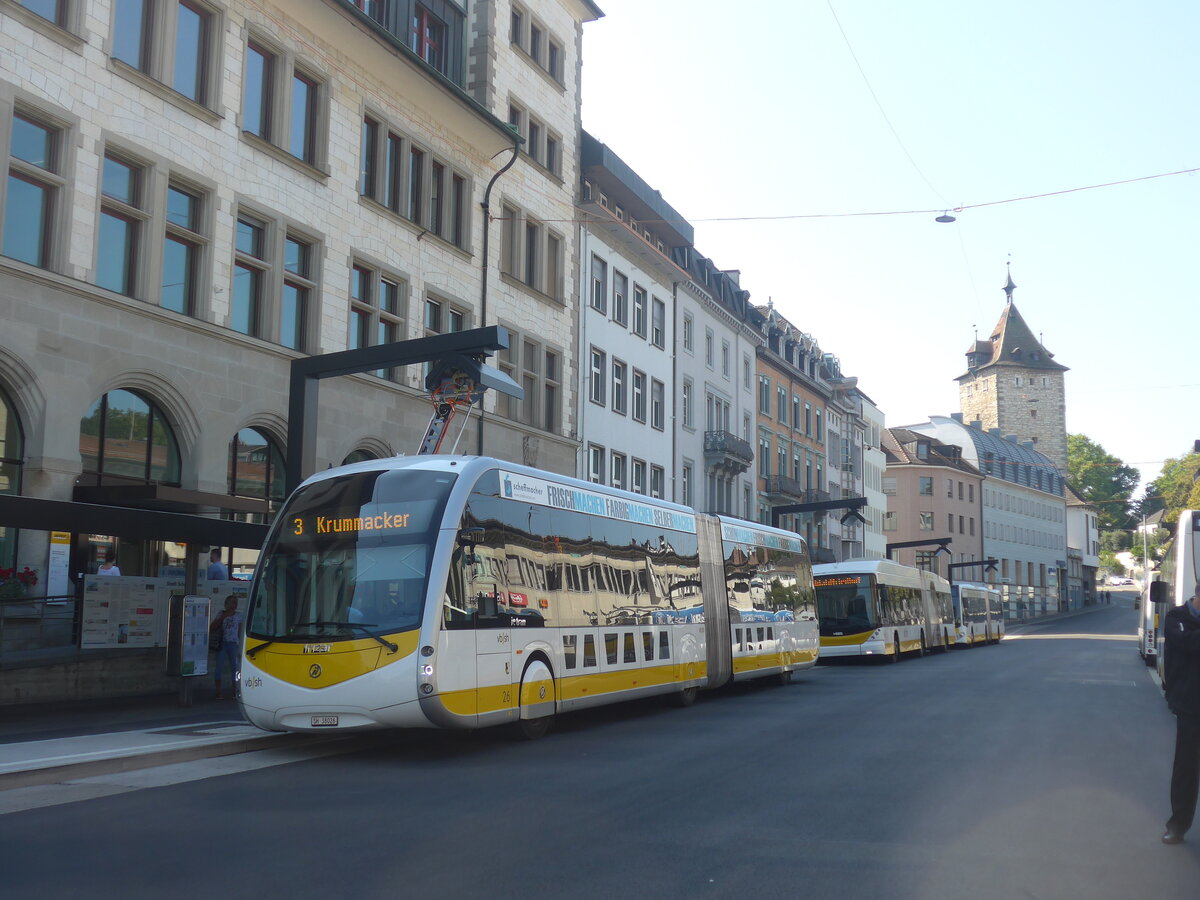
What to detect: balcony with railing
<box><xmin>704</xmin><ymin>431</ymin><xmax>753</xmax><ymax>474</ymax></box>
<box><xmin>764</xmin><ymin>475</ymin><xmax>806</xmax><ymax>501</ymax></box>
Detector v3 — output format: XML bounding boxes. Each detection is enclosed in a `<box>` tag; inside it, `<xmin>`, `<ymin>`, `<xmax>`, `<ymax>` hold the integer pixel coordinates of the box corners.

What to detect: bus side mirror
<box><xmin>1150</xmin><ymin>581</ymin><xmax>1169</xmax><ymax>606</ymax></box>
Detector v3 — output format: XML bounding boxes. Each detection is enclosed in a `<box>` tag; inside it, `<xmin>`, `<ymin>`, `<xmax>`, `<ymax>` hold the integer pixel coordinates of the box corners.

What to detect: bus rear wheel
<box><xmin>669</xmin><ymin>685</ymin><xmax>698</xmax><ymax>707</ymax></box>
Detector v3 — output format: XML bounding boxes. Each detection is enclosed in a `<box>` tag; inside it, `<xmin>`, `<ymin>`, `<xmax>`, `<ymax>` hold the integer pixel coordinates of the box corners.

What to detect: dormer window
<box><xmin>916</xmin><ymin>441</ymin><xmax>929</xmax><ymax>460</ymax></box>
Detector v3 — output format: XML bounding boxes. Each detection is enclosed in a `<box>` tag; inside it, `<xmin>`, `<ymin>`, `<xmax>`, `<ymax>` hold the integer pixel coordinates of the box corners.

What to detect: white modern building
<box><xmin>907</xmin><ymin>414</ymin><xmax>1069</xmax><ymax>615</ymax></box>
<box><xmin>576</xmin><ymin>132</ymin><xmax>683</xmax><ymax>497</ymax></box>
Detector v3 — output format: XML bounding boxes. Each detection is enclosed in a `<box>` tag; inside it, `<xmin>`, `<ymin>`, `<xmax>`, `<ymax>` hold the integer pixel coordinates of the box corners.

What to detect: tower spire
<box><xmin>1004</xmin><ymin>260</ymin><xmax>1016</xmax><ymax>304</ymax></box>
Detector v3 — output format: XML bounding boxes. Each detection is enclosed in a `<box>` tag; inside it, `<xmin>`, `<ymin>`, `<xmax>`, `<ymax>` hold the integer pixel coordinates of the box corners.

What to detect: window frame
<box><xmin>108</xmin><ymin>0</ymin><xmax>224</xmax><ymax>111</ymax></box>
<box><xmin>349</xmin><ymin>259</ymin><xmax>408</xmax><ymax>382</ymax></box>
<box><xmin>2</xmin><ymin>105</ymin><xmax>72</xmax><ymax>271</ymax></box>
<box><xmin>241</xmin><ymin>32</ymin><xmax>329</xmax><ymax>171</ymax></box>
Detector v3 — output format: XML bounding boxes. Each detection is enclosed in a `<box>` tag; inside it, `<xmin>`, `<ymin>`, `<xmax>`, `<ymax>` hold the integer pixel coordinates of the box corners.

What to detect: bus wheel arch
<box><xmin>514</xmin><ymin>654</ymin><xmax>556</xmax><ymax>740</ymax></box>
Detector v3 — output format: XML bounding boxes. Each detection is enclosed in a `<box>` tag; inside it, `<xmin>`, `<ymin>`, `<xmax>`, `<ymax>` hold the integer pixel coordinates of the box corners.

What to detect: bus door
<box><xmin>465</xmin><ymin>556</ymin><xmax>517</xmax><ymax>724</ymax></box>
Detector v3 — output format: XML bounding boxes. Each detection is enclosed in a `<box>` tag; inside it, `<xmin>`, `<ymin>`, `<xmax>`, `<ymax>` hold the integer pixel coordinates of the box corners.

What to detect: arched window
<box><xmin>228</xmin><ymin>428</ymin><xmax>285</xmax><ymax>519</ymax></box>
<box><xmin>0</xmin><ymin>386</ymin><xmax>23</xmax><ymax>567</ymax></box>
<box><xmin>341</xmin><ymin>448</ymin><xmax>377</xmax><ymax>466</ymax></box>
<box><xmin>79</xmin><ymin>389</ymin><xmax>180</xmax><ymax>485</ymax></box>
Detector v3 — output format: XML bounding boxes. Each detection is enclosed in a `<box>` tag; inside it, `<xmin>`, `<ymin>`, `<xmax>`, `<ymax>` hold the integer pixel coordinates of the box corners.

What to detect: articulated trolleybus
<box><xmin>951</xmin><ymin>581</ymin><xmax>1005</xmax><ymax>646</ymax></box>
<box><xmin>238</xmin><ymin>456</ymin><xmax>818</xmax><ymax>737</ymax></box>
<box><xmin>813</xmin><ymin>559</ymin><xmax>954</xmax><ymax>661</ymax></box>
<box><xmin>1148</xmin><ymin>509</ymin><xmax>1200</xmax><ymax>679</ymax></box>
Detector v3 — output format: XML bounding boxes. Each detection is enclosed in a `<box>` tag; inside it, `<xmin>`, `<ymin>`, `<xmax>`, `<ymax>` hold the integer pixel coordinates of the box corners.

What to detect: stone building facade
<box><xmin>0</xmin><ymin>0</ymin><xmax>599</xmax><ymax>581</ymax></box>
<box><xmin>957</xmin><ymin>270</ymin><xmax>1068</xmax><ymax>471</ymax></box>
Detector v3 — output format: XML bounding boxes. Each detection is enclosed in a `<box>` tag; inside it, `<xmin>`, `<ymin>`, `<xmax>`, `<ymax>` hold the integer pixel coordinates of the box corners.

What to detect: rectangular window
<box><xmin>348</xmin><ymin>262</ymin><xmax>403</xmax><ymax>379</ymax></box>
<box><xmin>883</xmin><ymin>511</ymin><xmax>897</xmax><ymax>532</ymax></box>
<box><xmin>97</xmin><ymin>154</ymin><xmax>147</xmax><ymax>297</ymax></box>
<box><xmin>410</xmin><ymin>3</ymin><xmax>448</xmax><ymax>74</ymax></box>
<box><xmin>162</xmin><ymin>182</ymin><xmax>205</xmax><ymax>315</ymax></box>
<box><xmin>610</xmin><ymin>454</ymin><xmax>626</xmax><ymax>491</ymax></box>
<box><xmin>947</xmin><ymin>477</ymin><xmax>954</xmax><ymax>498</ymax></box>
<box><xmin>758</xmin><ymin>376</ymin><xmax>770</xmax><ymax>414</ymax></box>
<box><xmin>611</xmin><ymin>360</ymin><xmax>627</xmax><ymax>415</ymax></box>
<box><xmin>407</xmin><ymin>146</ymin><xmax>424</xmax><ymax>223</ymax></box>
<box><xmin>777</xmin><ymin>386</ymin><xmax>787</xmax><ymax>422</ymax></box>
<box><xmin>243</xmin><ymin>43</ymin><xmax>274</xmax><ymax>139</ymax></box>
<box><xmin>919</xmin><ymin>512</ymin><xmax>933</xmax><ymax>531</ymax></box>
<box><xmin>542</xmin><ymin>348</ymin><xmax>560</xmax><ymax>432</ymax></box>
<box><xmin>232</xmin><ymin>214</ymin><xmax>266</xmax><ymax>337</ymax></box>
<box><xmin>589</xmin><ymin>348</ymin><xmax>606</xmax><ymax>405</ymax></box>
<box><xmin>547</xmin><ymin>41</ymin><xmax>562</xmax><ymax>81</ymax></box>
<box><xmin>562</xmin><ymin>634</ymin><xmax>576</xmax><ymax>669</ymax></box>
<box><xmin>948</xmin><ymin>512</ymin><xmax>954</xmax><ymax>532</ymax></box>
<box><xmin>650</xmin><ymin>465</ymin><xmax>664</xmax><ymax>499</ymax></box>
<box><xmin>4</xmin><ymin>111</ymin><xmax>64</xmax><ymax>269</ymax></box>
<box><xmin>632</xmin><ymin>370</ymin><xmax>647</xmax><ymax>422</ymax></box>
<box><xmin>113</xmin><ymin>1</ymin><xmax>217</xmax><ymax>105</ymax></box>
<box><xmin>969</xmin><ymin>483</ymin><xmax>975</xmax><ymax>503</ymax></box>
<box><xmin>882</xmin><ymin>476</ymin><xmax>896</xmax><ymax>496</ymax></box>
<box><xmin>681</xmin><ymin>379</ymin><xmax>693</xmax><ymax>428</ymax></box>
<box><xmin>280</xmin><ymin>234</ymin><xmax>314</xmax><ymax>351</ymax></box>
<box><xmin>683</xmin><ymin>314</ymin><xmax>693</xmax><ymax>351</ymax></box>
<box><xmin>544</xmin><ymin>134</ymin><xmax>559</xmax><ymax>176</ymax></box>
<box><xmin>632</xmin><ymin>459</ymin><xmax>647</xmax><ymax>495</ymax></box>
<box><xmin>523</xmin><ymin>217</ymin><xmax>541</xmax><ymax>289</ymax></box>
<box><xmin>590</xmin><ymin>254</ymin><xmax>607</xmax><ymax>312</ymax></box>
<box><xmin>501</xmin><ymin>204</ymin><xmax>519</xmax><ymax>276</ymax></box>
<box><xmin>651</xmin><ymin>298</ymin><xmax>665</xmax><ymax>348</ymax></box>
<box><xmin>289</xmin><ymin>72</ymin><xmax>318</xmax><ymax>162</ymax></box>
<box><xmin>587</xmin><ymin>445</ymin><xmax>604</xmax><ymax>484</ymax></box>
<box><xmin>815</xmin><ymin>409</ymin><xmax>823</xmax><ymax>441</ymax></box>
<box><xmin>612</xmin><ymin>271</ymin><xmax>628</xmax><ymax>326</ymax></box>
<box><xmin>651</xmin><ymin>379</ymin><xmax>665</xmax><ymax>430</ymax></box>
<box><xmin>682</xmin><ymin>463</ymin><xmax>693</xmax><ymax>506</ymax></box>
<box><xmin>633</xmin><ymin>287</ymin><xmax>647</xmax><ymax>338</ymax></box>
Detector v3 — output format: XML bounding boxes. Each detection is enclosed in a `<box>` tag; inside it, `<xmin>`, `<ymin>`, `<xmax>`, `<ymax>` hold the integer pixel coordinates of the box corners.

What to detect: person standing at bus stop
<box><xmin>1162</xmin><ymin>585</ymin><xmax>1200</xmax><ymax>844</ymax></box>
<box><xmin>211</xmin><ymin>595</ymin><xmax>244</xmax><ymax>701</ymax></box>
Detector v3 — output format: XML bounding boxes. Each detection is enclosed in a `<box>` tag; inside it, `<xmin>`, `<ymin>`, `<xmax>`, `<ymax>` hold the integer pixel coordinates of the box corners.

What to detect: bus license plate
<box><xmin>311</xmin><ymin>715</ymin><xmax>338</xmax><ymax>727</ymax></box>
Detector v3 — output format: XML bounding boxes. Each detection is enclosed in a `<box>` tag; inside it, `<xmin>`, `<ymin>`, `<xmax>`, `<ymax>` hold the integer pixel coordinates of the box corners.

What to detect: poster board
<box><xmin>80</xmin><ymin>576</ymin><xmax>184</xmax><ymax>649</ymax></box>
<box><xmin>180</xmin><ymin>595</ymin><xmax>210</xmax><ymax>676</ymax></box>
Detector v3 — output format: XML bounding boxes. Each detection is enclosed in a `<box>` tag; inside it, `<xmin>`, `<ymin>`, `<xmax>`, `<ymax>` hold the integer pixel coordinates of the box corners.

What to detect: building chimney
<box><xmin>971</xmin><ymin>420</ymin><xmax>983</xmax><ymax>430</ymax></box>
<box><xmin>1021</xmin><ymin>440</ymin><xmax>1034</xmax><ymax>450</ymax></box>
<box><xmin>989</xmin><ymin>427</ymin><xmax>1002</xmax><ymax>437</ymax></box>
<box><xmin>950</xmin><ymin>412</ymin><xmax>963</xmax><ymax>423</ymax></box>
<box><xmin>1005</xmin><ymin>434</ymin><xmax>1017</xmax><ymax>444</ymax></box>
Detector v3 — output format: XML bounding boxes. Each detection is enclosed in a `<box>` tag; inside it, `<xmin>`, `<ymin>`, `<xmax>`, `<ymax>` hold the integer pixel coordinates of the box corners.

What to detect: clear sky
<box><xmin>580</xmin><ymin>0</ymin><xmax>1199</xmax><ymax>493</ymax></box>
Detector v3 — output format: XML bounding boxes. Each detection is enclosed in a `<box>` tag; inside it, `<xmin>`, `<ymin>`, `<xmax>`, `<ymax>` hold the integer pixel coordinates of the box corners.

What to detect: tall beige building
<box><xmin>956</xmin><ymin>269</ymin><xmax>1068</xmax><ymax>472</ymax></box>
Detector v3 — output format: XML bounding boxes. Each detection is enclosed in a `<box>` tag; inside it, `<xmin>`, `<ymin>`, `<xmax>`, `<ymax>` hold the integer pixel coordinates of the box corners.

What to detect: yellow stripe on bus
<box><xmin>245</xmin><ymin>631</ymin><xmax>419</xmax><ymax>689</ymax></box>
<box><xmin>821</xmin><ymin>632</ymin><xmax>874</xmax><ymax>647</ymax></box>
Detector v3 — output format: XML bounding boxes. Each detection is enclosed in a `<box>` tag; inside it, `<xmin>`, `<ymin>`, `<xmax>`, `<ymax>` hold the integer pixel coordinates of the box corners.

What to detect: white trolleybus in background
<box><xmin>950</xmin><ymin>581</ymin><xmax>1005</xmax><ymax>646</ymax></box>
<box><xmin>813</xmin><ymin>559</ymin><xmax>954</xmax><ymax>662</ymax></box>
<box><xmin>1148</xmin><ymin>509</ymin><xmax>1200</xmax><ymax>680</ymax></box>
<box><xmin>237</xmin><ymin>456</ymin><xmax>818</xmax><ymax>738</ymax></box>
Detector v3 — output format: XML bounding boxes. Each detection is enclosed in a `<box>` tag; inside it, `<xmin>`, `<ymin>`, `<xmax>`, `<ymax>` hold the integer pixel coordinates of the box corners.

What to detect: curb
<box><xmin>0</xmin><ymin>731</ymin><xmax>351</xmax><ymax>791</ymax></box>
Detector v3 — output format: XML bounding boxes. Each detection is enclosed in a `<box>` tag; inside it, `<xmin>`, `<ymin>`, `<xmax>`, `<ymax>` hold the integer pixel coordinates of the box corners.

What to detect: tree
<box><xmin>1139</xmin><ymin>449</ymin><xmax>1200</xmax><ymax>527</ymax></box>
<box><xmin>1066</xmin><ymin>434</ymin><xmax>1140</xmax><ymax>530</ymax></box>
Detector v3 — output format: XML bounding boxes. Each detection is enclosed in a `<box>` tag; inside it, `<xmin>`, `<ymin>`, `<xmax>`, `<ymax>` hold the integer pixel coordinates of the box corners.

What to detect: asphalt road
<box><xmin>3</xmin><ymin>598</ymin><xmax>1199</xmax><ymax>899</ymax></box>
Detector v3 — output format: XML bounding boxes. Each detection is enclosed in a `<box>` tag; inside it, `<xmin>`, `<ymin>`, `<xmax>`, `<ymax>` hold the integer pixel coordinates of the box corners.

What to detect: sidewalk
<box><xmin>0</xmin><ymin>691</ymin><xmax>313</xmax><ymax>791</ymax></box>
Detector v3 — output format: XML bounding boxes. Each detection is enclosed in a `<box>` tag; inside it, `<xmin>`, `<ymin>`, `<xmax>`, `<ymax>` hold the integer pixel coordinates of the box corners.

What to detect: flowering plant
<box><xmin>0</xmin><ymin>566</ymin><xmax>38</xmax><ymax>600</ymax></box>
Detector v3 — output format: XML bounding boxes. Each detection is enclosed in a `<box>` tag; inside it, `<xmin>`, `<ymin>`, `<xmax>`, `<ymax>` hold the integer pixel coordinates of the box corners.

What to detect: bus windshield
<box><xmin>247</xmin><ymin>468</ymin><xmax>457</xmax><ymax>641</ymax></box>
<box><xmin>814</xmin><ymin>574</ymin><xmax>877</xmax><ymax>635</ymax></box>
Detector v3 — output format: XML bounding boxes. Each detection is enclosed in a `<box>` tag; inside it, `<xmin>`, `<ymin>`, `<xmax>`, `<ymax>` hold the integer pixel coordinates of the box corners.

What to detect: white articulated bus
<box><xmin>951</xmin><ymin>581</ymin><xmax>1004</xmax><ymax>646</ymax></box>
<box><xmin>1150</xmin><ymin>509</ymin><xmax>1200</xmax><ymax>681</ymax></box>
<box><xmin>238</xmin><ymin>456</ymin><xmax>818</xmax><ymax>737</ymax></box>
<box><xmin>814</xmin><ymin>560</ymin><xmax>953</xmax><ymax>661</ymax></box>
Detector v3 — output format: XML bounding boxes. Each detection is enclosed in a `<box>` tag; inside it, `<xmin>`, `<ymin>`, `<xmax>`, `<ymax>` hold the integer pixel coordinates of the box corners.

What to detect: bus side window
<box><xmin>642</xmin><ymin>632</ymin><xmax>654</xmax><ymax>662</ymax></box>
<box><xmin>563</xmin><ymin>634</ymin><xmax>577</xmax><ymax>669</ymax></box>
<box><xmin>659</xmin><ymin>631</ymin><xmax>670</xmax><ymax>660</ymax></box>
<box><xmin>583</xmin><ymin>635</ymin><xmax>597</xmax><ymax>667</ymax></box>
